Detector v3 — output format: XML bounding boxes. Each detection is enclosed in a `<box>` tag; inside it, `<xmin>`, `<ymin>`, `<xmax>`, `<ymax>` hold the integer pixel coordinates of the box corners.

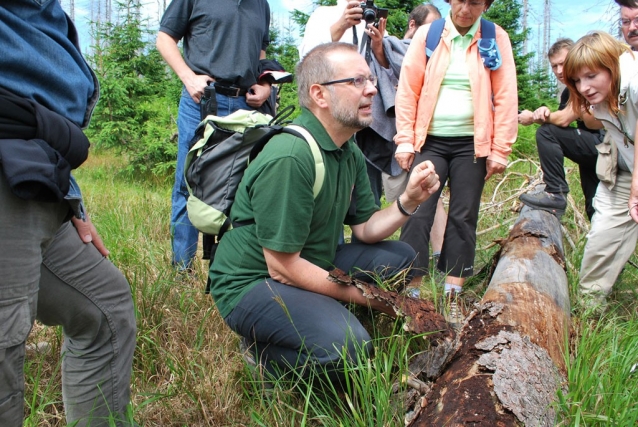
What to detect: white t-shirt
<box><xmin>297</xmin><ymin>0</ymin><xmax>367</xmax><ymax>59</ymax></box>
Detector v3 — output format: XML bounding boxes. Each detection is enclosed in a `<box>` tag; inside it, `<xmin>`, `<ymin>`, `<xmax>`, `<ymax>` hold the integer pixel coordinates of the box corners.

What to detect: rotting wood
<box><xmin>327</xmin><ymin>268</ymin><xmax>454</xmax><ymax>342</ymax></box>
<box><xmin>408</xmin><ymin>207</ymin><xmax>570</xmax><ymax>426</ymax></box>
<box><xmin>328</xmin><ymin>205</ymin><xmax>570</xmax><ymax>426</ymax></box>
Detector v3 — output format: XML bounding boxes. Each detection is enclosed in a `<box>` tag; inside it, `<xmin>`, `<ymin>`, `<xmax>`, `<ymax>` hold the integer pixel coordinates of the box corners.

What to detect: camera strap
<box><xmin>359</xmin><ymin>32</ymin><xmax>373</xmax><ymax>64</ymax></box>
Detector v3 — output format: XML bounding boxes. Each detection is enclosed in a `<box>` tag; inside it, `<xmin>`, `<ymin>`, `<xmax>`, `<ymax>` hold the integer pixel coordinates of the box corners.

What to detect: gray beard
<box><xmin>332</xmin><ymin>100</ymin><xmax>373</xmax><ymax>130</ymax></box>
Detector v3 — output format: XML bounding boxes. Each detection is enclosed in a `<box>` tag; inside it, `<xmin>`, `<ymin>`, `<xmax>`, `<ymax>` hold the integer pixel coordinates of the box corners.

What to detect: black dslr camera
<box><xmin>360</xmin><ymin>0</ymin><xmax>388</xmax><ymax>26</ymax></box>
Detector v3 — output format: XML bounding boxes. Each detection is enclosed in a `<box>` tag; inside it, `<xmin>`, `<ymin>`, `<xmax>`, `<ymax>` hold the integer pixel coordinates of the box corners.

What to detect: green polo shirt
<box><xmin>209</xmin><ymin>108</ymin><xmax>379</xmax><ymax>318</ymax></box>
<box><xmin>429</xmin><ymin>13</ymin><xmax>480</xmax><ymax>137</ymax></box>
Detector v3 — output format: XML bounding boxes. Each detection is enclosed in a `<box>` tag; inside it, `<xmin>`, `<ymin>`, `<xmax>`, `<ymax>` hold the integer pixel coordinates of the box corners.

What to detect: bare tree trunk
<box><xmin>106</xmin><ymin>0</ymin><xmax>111</xmax><ymax>24</ymax></box>
<box><xmin>542</xmin><ymin>0</ymin><xmax>551</xmax><ymax>71</ymax></box>
<box><xmin>409</xmin><ymin>207</ymin><xmax>570</xmax><ymax>426</ymax></box>
<box><xmin>522</xmin><ymin>0</ymin><xmax>528</xmax><ymax>58</ymax></box>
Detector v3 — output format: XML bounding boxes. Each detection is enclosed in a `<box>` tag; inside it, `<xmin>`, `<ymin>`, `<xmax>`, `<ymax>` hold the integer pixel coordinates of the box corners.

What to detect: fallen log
<box><xmin>410</xmin><ymin>207</ymin><xmax>571</xmax><ymax>426</ymax></box>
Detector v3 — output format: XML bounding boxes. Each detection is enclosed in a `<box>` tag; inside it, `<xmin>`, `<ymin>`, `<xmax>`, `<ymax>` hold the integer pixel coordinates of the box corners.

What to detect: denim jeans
<box><xmin>171</xmin><ymin>87</ymin><xmax>253</xmax><ymax>268</ymax></box>
<box><xmin>0</xmin><ymin>172</ymin><xmax>136</xmax><ymax>427</ymax></box>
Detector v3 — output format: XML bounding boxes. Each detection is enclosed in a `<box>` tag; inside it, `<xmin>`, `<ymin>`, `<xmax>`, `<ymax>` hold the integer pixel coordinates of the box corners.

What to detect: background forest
<box><xmin>21</xmin><ymin>0</ymin><xmax>638</xmax><ymax>426</ymax></box>
<box><xmin>82</xmin><ymin>0</ymin><xmax>557</xmax><ymax>175</ymax></box>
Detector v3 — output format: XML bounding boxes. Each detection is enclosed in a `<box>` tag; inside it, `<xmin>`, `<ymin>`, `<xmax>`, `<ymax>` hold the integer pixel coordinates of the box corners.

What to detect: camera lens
<box><xmin>363</xmin><ymin>8</ymin><xmax>376</xmax><ymax>24</ymax></box>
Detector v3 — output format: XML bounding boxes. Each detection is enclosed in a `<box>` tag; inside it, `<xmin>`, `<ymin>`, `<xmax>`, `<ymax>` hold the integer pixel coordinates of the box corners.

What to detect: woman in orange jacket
<box><xmin>394</xmin><ymin>0</ymin><xmax>518</xmax><ymax>324</ymax></box>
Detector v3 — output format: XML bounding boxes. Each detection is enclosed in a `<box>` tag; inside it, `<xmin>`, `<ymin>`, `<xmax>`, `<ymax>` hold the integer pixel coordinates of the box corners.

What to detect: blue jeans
<box><xmin>171</xmin><ymin>87</ymin><xmax>252</xmax><ymax>268</ymax></box>
<box><xmin>0</xmin><ymin>172</ymin><xmax>136</xmax><ymax>427</ymax></box>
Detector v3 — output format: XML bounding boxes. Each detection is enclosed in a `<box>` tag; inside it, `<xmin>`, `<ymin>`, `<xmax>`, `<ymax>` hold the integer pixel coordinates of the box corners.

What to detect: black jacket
<box><xmin>0</xmin><ymin>87</ymin><xmax>90</xmax><ymax>202</ymax></box>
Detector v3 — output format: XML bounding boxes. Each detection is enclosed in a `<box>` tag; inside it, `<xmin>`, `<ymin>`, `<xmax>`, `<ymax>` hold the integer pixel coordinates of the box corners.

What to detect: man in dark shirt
<box><xmin>518</xmin><ymin>38</ymin><xmax>604</xmax><ymax>220</ymax></box>
<box><xmin>157</xmin><ymin>0</ymin><xmax>273</xmax><ymax>269</ymax></box>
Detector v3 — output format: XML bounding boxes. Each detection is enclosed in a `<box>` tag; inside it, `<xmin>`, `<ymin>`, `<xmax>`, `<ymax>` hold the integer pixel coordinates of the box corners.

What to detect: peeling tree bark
<box><xmin>409</xmin><ymin>207</ymin><xmax>571</xmax><ymax>427</ymax></box>
<box><xmin>327</xmin><ymin>269</ymin><xmax>454</xmax><ymax>342</ymax></box>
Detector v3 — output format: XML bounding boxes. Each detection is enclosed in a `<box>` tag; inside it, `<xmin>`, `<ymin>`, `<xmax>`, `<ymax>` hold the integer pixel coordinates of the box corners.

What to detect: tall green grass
<box><xmin>22</xmin><ymin>148</ymin><xmax>638</xmax><ymax>426</ymax></box>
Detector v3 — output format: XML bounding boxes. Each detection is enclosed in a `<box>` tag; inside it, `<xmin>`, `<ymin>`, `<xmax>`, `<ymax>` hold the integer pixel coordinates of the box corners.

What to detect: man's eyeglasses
<box><xmin>452</xmin><ymin>0</ymin><xmax>485</xmax><ymax>8</ymax></box>
<box><xmin>621</xmin><ymin>17</ymin><xmax>638</xmax><ymax>27</ymax></box>
<box><xmin>319</xmin><ymin>75</ymin><xmax>378</xmax><ymax>88</ymax></box>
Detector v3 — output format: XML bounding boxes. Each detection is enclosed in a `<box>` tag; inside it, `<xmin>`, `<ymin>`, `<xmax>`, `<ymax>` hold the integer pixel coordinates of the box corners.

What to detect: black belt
<box><xmin>213</xmin><ymin>83</ymin><xmax>248</xmax><ymax>97</ymax></box>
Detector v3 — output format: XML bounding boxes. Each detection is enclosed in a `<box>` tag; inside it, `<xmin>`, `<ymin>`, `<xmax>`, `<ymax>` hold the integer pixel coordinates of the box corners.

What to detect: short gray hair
<box><xmin>296</xmin><ymin>43</ymin><xmax>358</xmax><ymax>109</ymax></box>
<box><xmin>548</xmin><ymin>38</ymin><xmax>574</xmax><ymax>58</ymax></box>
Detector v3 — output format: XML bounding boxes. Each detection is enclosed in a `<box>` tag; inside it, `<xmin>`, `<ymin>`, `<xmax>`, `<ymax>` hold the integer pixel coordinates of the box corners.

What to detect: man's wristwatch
<box><xmin>397</xmin><ymin>196</ymin><xmax>420</xmax><ymax>216</ymax></box>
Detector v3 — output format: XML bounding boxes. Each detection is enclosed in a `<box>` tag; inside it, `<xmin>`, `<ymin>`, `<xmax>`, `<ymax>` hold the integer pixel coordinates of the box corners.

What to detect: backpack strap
<box><xmin>477</xmin><ymin>18</ymin><xmax>502</xmax><ymax>71</ymax></box>
<box><xmin>425</xmin><ymin>18</ymin><xmax>446</xmax><ymax>60</ymax></box>
<box><xmin>425</xmin><ymin>18</ymin><xmax>502</xmax><ymax>71</ymax></box>
<box><xmin>285</xmin><ymin>125</ymin><xmax>325</xmax><ymax>198</ymax></box>
<box><xmin>231</xmin><ymin>125</ymin><xmax>325</xmax><ymax>231</ymax></box>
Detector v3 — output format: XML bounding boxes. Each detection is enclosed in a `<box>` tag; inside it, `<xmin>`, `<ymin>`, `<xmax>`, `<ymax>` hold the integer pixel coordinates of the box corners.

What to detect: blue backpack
<box><xmin>425</xmin><ymin>18</ymin><xmax>502</xmax><ymax>70</ymax></box>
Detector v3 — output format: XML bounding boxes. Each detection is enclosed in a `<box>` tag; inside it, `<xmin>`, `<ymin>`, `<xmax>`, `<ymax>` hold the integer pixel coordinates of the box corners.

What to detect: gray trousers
<box><xmin>224</xmin><ymin>240</ymin><xmax>416</xmax><ymax>384</ymax></box>
<box><xmin>0</xmin><ymin>172</ymin><xmax>136</xmax><ymax>427</ymax></box>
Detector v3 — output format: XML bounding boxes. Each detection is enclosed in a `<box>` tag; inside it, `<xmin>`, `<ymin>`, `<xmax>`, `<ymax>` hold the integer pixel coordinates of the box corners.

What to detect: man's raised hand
<box><xmin>406</xmin><ymin>160</ymin><xmax>440</xmax><ymax>202</ymax></box>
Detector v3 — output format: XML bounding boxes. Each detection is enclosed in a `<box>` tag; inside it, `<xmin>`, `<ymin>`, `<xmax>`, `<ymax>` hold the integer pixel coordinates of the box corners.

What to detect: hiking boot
<box><xmin>442</xmin><ymin>291</ymin><xmax>464</xmax><ymax>329</ymax></box>
<box><xmin>519</xmin><ymin>191</ymin><xmax>567</xmax><ymax>217</ymax></box>
<box><xmin>580</xmin><ymin>293</ymin><xmax>608</xmax><ymax>317</ymax></box>
<box><xmin>239</xmin><ymin>337</ymin><xmax>274</xmax><ymax>393</ymax></box>
<box><xmin>239</xmin><ymin>336</ymin><xmax>257</xmax><ymax>368</ymax></box>
<box><xmin>406</xmin><ymin>288</ymin><xmax>421</xmax><ymax>298</ymax></box>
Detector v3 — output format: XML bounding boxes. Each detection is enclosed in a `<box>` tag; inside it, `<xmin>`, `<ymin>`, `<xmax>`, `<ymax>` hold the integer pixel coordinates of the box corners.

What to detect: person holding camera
<box><xmin>357</xmin><ymin>4</ymin><xmax>441</xmax><ymax>206</ymax></box>
<box><xmin>298</xmin><ymin>0</ymin><xmax>384</xmax><ymax>60</ymax></box>
<box><xmin>394</xmin><ymin>0</ymin><xmax>517</xmax><ymax>325</ymax></box>
<box><xmin>157</xmin><ymin>0</ymin><xmax>273</xmax><ymax>270</ymax></box>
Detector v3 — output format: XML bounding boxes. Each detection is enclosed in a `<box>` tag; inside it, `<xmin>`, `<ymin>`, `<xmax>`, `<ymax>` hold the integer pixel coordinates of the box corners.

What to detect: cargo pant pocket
<box><xmin>0</xmin><ymin>296</ymin><xmax>32</xmax><ymax>351</ymax></box>
<box><xmin>0</xmin><ymin>296</ymin><xmax>32</xmax><ymax>426</ymax></box>
<box><xmin>595</xmin><ymin>133</ymin><xmax>617</xmax><ymax>188</ymax></box>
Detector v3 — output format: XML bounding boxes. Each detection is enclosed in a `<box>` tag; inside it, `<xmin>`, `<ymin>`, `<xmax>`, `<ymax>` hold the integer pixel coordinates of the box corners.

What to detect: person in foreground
<box><xmin>393</xmin><ymin>0</ymin><xmax>517</xmax><ymax>321</ymax></box>
<box><xmin>209</xmin><ymin>43</ymin><xmax>440</xmax><ymax>384</ymax></box>
<box><xmin>0</xmin><ymin>1</ymin><xmax>136</xmax><ymax>426</ymax></box>
<box><xmin>562</xmin><ymin>31</ymin><xmax>638</xmax><ymax>306</ymax></box>
<box><xmin>518</xmin><ymin>38</ymin><xmax>603</xmax><ymax>220</ymax></box>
